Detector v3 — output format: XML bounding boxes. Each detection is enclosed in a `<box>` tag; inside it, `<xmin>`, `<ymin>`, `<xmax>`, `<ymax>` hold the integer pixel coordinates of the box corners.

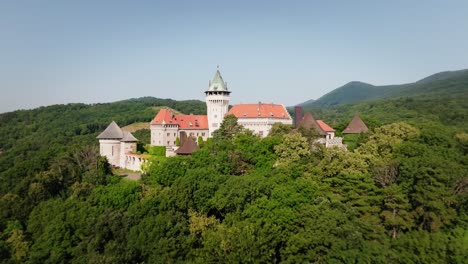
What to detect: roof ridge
<box><xmin>97</xmin><ymin>121</ymin><xmax>124</xmax><ymax>139</ymax></box>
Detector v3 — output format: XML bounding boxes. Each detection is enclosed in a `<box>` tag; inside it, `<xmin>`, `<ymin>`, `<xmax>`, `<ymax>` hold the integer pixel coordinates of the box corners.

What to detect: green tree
<box><xmin>212</xmin><ymin>114</ymin><xmax>243</xmax><ymax>141</ymax></box>
<box><xmin>274</xmin><ymin>131</ymin><xmax>310</xmax><ymax>165</ymax></box>
<box><xmin>6</xmin><ymin>229</ymin><xmax>30</xmax><ymax>262</ymax></box>
<box><xmin>268</xmin><ymin>123</ymin><xmax>293</xmax><ymax>137</ymax></box>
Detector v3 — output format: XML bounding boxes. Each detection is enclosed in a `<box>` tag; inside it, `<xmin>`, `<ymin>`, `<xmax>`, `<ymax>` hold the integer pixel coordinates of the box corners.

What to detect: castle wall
<box><xmin>150</xmin><ymin>124</ymin><xmax>179</xmax><ymax>147</ymax></box>
<box><xmin>179</xmin><ymin>129</ymin><xmax>209</xmax><ymax>141</ymax></box>
<box><xmin>124</xmin><ymin>155</ymin><xmax>146</xmax><ymax>171</ymax></box>
<box><xmin>151</xmin><ymin>125</ymin><xmax>209</xmax><ymax>147</ymax></box>
<box><xmin>119</xmin><ymin>141</ymin><xmax>137</xmax><ymax>167</ymax></box>
<box><xmin>99</xmin><ymin>139</ymin><xmax>121</xmax><ymax>167</ymax></box>
<box><xmin>238</xmin><ymin>118</ymin><xmax>293</xmax><ymax>137</ymax></box>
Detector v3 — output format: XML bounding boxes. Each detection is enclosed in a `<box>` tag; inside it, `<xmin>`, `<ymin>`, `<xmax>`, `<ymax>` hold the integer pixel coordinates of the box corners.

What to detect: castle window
<box><xmin>212</xmin><ymin>123</ymin><xmax>218</xmax><ymax>128</ymax></box>
<box><xmin>167</xmin><ymin>133</ymin><xmax>170</xmax><ymax>136</ymax></box>
<box><xmin>112</xmin><ymin>146</ymin><xmax>114</xmax><ymax>156</ymax></box>
<box><xmin>174</xmin><ymin>133</ymin><xmax>176</xmax><ymax>136</ymax></box>
<box><xmin>202</xmin><ymin>132</ymin><xmax>205</xmax><ymax>136</ymax></box>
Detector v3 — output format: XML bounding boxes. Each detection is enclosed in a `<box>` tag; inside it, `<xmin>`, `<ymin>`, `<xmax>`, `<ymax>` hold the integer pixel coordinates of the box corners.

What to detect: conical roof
<box><xmin>121</xmin><ymin>131</ymin><xmax>138</xmax><ymax>142</ymax></box>
<box><xmin>97</xmin><ymin>121</ymin><xmax>124</xmax><ymax>139</ymax></box>
<box><xmin>175</xmin><ymin>137</ymin><xmax>199</xmax><ymax>155</ymax></box>
<box><xmin>207</xmin><ymin>69</ymin><xmax>230</xmax><ymax>92</ymax></box>
<box><xmin>298</xmin><ymin>112</ymin><xmax>326</xmax><ymax>135</ymax></box>
<box><xmin>342</xmin><ymin>114</ymin><xmax>369</xmax><ymax>134</ymax></box>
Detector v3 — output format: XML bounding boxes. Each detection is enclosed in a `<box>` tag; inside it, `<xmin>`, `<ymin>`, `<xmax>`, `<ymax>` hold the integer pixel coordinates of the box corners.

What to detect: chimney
<box><xmin>179</xmin><ymin>131</ymin><xmax>188</xmax><ymax>146</ymax></box>
<box><xmin>294</xmin><ymin>106</ymin><xmax>304</xmax><ymax>128</ymax></box>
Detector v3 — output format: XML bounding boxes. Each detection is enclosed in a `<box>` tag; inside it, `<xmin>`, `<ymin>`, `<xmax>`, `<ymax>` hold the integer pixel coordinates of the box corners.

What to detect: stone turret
<box><xmin>96</xmin><ymin>121</ymin><xmax>138</xmax><ymax>168</ymax></box>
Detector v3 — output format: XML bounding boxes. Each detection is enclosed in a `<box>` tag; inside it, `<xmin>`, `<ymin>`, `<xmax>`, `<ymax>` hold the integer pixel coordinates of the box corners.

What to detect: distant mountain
<box><xmin>416</xmin><ymin>69</ymin><xmax>468</xmax><ymax>83</ymax></box>
<box><xmin>300</xmin><ymin>69</ymin><xmax>468</xmax><ymax>108</ymax></box>
<box><xmin>297</xmin><ymin>99</ymin><xmax>315</xmax><ymax>106</ymax></box>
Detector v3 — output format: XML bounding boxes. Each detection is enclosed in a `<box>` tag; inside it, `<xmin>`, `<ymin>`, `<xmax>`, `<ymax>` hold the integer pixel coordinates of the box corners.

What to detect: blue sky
<box><xmin>1</xmin><ymin>0</ymin><xmax>468</xmax><ymax>113</ymax></box>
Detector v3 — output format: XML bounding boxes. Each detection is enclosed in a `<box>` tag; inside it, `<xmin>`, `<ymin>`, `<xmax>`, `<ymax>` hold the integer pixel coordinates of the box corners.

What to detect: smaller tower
<box><xmin>294</xmin><ymin>106</ymin><xmax>304</xmax><ymax>128</ymax></box>
<box><xmin>97</xmin><ymin>121</ymin><xmax>138</xmax><ymax>168</ymax></box>
<box><xmin>97</xmin><ymin>121</ymin><xmax>123</xmax><ymax>167</ymax></box>
<box><xmin>205</xmin><ymin>69</ymin><xmax>231</xmax><ymax>136</ymax></box>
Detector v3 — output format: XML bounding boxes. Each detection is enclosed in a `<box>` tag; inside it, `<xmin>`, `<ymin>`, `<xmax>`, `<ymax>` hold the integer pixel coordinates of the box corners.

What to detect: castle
<box><xmin>97</xmin><ymin>69</ymin><xmax>367</xmax><ymax>170</ymax></box>
<box><xmin>149</xmin><ymin>69</ymin><xmax>293</xmax><ymax>149</ymax></box>
<box><xmin>97</xmin><ymin>69</ymin><xmax>293</xmax><ymax>169</ymax></box>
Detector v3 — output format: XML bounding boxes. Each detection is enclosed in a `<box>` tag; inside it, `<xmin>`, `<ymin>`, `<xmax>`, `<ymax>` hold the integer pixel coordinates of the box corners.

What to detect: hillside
<box><xmin>301</xmin><ymin>69</ymin><xmax>468</xmax><ymax>108</ymax></box>
<box><xmin>1</xmin><ymin>94</ymin><xmax>467</xmax><ymax>262</ymax></box>
<box><xmin>1</xmin><ymin>90</ymin><xmax>467</xmax><ymax>262</ymax></box>
<box><xmin>0</xmin><ymin>97</ymin><xmax>205</xmax><ymax>194</ymax></box>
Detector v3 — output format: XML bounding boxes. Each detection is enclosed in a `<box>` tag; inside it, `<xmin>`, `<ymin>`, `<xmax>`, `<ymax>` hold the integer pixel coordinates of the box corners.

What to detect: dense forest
<box><xmin>0</xmin><ymin>92</ymin><xmax>467</xmax><ymax>262</ymax></box>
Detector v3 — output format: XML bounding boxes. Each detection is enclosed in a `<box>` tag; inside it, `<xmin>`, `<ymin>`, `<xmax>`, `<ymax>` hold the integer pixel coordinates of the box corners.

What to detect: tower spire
<box><xmin>206</xmin><ymin>68</ymin><xmax>230</xmax><ymax>93</ymax></box>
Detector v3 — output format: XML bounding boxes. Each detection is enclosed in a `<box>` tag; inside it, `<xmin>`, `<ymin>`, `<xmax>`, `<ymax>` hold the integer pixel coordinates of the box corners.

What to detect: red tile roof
<box><xmin>297</xmin><ymin>112</ymin><xmax>335</xmax><ymax>135</ymax></box>
<box><xmin>227</xmin><ymin>103</ymin><xmax>291</xmax><ymax>119</ymax></box>
<box><xmin>316</xmin><ymin>120</ymin><xmax>335</xmax><ymax>132</ymax></box>
<box><xmin>151</xmin><ymin>109</ymin><xmax>208</xmax><ymax>129</ymax></box>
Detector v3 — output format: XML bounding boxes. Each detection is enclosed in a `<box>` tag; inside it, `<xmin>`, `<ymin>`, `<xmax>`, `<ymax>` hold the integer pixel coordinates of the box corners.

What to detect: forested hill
<box><xmin>1</xmin><ymin>90</ymin><xmax>467</xmax><ymax>262</ymax></box>
<box><xmin>301</xmin><ymin>68</ymin><xmax>468</xmax><ymax>108</ymax></box>
<box><xmin>0</xmin><ymin>97</ymin><xmax>205</xmax><ymax>194</ymax></box>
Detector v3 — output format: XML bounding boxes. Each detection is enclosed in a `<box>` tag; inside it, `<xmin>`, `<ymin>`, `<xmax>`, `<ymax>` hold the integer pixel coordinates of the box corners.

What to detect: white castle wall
<box><xmin>99</xmin><ymin>139</ymin><xmax>121</xmax><ymax>167</ymax></box>
<box><xmin>179</xmin><ymin>129</ymin><xmax>209</xmax><ymax>141</ymax></box>
<box><xmin>151</xmin><ymin>124</ymin><xmax>209</xmax><ymax>147</ymax></box>
<box><xmin>238</xmin><ymin>117</ymin><xmax>293</xmax><ymax>137</ymax></box>
<box><xmin>119</xmin><ymin>141</ymin><xmax>137</xmax><ymax>167</ymax></box>
<box><xmin>150</xmin><ymin>124</ymin><xmax>179</xmax><ymax>147</ymax></box>
<box><xmin>124</xmin><ymin>154</ymin><xmax>146</xmax><ymax>171</ymax></box>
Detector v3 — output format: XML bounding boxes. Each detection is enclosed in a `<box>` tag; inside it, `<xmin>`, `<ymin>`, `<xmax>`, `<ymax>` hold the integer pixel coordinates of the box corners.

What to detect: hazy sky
<box><xmin>1</xmin><ymin>0</ymin><xmax>468</xmax><ymax>113</ymax></box>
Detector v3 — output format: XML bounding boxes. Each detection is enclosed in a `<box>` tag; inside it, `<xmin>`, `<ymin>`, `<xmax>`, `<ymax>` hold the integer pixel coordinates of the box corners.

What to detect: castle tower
<box><xmin>96</xmin><ymin>121</ymin><xmax>124</xmax><ymax>167</ymax></box>
<box><xmin>97</xmin><ymin>121</ymin><xmax>139</xmax><ymax>168</ymax></box>
<box><xmin>205</xmin><ymin>69</ymin><xmax>231</xmax><ymax>136</ymax></box>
